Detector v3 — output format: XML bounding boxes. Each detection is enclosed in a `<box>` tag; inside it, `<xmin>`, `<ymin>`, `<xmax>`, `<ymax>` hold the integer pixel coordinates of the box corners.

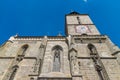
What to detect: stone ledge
<box><xmin>39</xmin><ymin>72</ymin><xmax>71</xmax><ymax>78</ymax></box>
<box><xmin>77</xmin><ymin>57</ymin><xmax>117</xmax><ymax>59</ymax></box>
<box><xmin>112</xmin><ymin>50</ymin><xmax>120</xmax><ymax>55</ymax></box>
<box><xmin>72</xmin><ymin>75</ymin><xmax>82</xmax><ymax>77</ymax></box>
<box><xmin>0</xmin><ymin>57</ymin><xmax>37</xmax><ymax>59</ymax></box>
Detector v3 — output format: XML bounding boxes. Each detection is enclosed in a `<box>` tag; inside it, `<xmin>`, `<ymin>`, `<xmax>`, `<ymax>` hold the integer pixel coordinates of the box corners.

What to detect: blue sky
<box><xmin>0</xmin><ymin>0</ymin><xmax>120</xmax><ymax>47</ymax></box>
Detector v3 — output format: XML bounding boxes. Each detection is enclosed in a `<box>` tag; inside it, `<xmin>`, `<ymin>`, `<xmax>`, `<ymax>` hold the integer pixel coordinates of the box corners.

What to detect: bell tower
<box><xmin>65</xmin><ymin>11</ymin><xmax>100</xmax><ymax>35</ymax></box>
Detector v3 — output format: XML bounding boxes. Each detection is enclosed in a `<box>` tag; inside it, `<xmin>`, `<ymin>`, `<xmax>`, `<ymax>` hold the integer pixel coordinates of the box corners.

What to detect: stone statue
<box><xmin>53</xmin><ymin>49</ymin><xmax>61</xmax><ymax>72</ymax></box>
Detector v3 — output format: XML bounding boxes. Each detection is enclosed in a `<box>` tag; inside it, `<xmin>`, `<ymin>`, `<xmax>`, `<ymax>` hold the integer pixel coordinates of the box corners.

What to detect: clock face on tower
<box><xmin>75</xmin><ymin>25</ymin><xmax>91</xmax><ymax>34</ymax></box>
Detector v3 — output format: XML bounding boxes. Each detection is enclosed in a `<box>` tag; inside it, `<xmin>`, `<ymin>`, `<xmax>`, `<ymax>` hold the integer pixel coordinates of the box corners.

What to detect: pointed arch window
<box><xmin>52</xmin><ymin>45</ymin><xmax>63</xmax><ymax>72</ymax></box>
<box><xmin>87</xmin><ymin>43</ymin><xmax>97</xmax><ymax>55</ymax></box>
<box><xmin>21</xmin><ymin>44</ymin><xmax>29</xmax><ymax>56</ymax></box>
<box><xmin>87</xmin><ymin>44</ymin><xmax>104</xmax><ymax>80</ymax></box>
<box><xmin>17</xmin><ymin>44</ymin><xmax>29</xmax><ymax>61</ymax></box>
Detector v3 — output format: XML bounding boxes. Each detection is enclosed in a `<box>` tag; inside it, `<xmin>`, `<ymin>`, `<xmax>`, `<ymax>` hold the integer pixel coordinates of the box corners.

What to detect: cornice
<box><xmin>72</xmin><ymin>35</ymin><xmax>107</xmax><ymax>39</ymax></box>
<box><xmin>9</xmin><ymin>36</ymin><xmax>66</xmax><ymax>41</ymax></box>
<box><xmin>9</xmin><ymin>35</ymin><xmax>107</xmax><ymax>41</ymax></box>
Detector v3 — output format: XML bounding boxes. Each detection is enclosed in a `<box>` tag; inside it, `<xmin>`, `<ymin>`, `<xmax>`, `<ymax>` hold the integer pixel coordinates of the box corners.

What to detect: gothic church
<box><xmin>0</xmin><ymin>12</ymin><xmax>120</xmax><ymax>80</ymax></box>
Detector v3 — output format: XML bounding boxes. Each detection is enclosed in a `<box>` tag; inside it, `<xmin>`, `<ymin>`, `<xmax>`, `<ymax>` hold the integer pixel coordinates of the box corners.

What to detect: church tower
<box><xmin>66</xmin><ymin>11</ymin><xmax>120</xmax><ymax>80</ymax></box>
<box><xmin>0</xmin><ymin>11</ymin><xmax>120</xmax><ymax>80</ymax></box>
<box><xmin>66</xmin><ymin>11</ymin><xmax>100</xmax><ymax>35</ymax></box>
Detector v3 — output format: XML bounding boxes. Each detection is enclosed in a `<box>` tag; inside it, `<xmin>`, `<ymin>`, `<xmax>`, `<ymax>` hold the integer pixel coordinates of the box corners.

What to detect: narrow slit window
<box><xmin>16</xmin><ymin>44</ymin><xmax>29</xmax><ymax>61</ymax></box>
<box><xmin>87</xmin><ymin>44</ymin><xmax>104</xmax><ymax>80</ymax></box>
<box><xmin>9</xmin><ymin>65</ymin><xmax>19</xmax><ymax>80</ymax></box>
<box><xmin>21</xmin><ymin>44</ymin><xmax>29</xmax><ymax>56</ymax></box>
<box><xmin>76</xmin><ymin>16</ymin><xmax>81</xmax><ymax>24</ymax></box>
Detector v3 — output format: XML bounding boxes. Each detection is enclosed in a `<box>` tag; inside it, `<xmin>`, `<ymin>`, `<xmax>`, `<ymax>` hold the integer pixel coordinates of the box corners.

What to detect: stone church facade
<box><xmin>0</xmin><ymin>12</ymin><xmax>120</xmax><ymax>80</ymax></box>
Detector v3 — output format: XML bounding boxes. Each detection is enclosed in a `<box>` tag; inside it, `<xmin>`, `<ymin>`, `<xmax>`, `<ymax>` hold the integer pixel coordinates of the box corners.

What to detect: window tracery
<box><xmin>52</xmin><ymin>45</ymin><xmax>63</xmax><ymax>72</ymax></box>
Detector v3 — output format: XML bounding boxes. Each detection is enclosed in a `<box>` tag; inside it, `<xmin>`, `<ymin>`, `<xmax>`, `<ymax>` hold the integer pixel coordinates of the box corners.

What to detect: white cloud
<box><xmin>83</xmin><ymin>0</ymin><xmax>87</xmax><ymax>2</ymax></box>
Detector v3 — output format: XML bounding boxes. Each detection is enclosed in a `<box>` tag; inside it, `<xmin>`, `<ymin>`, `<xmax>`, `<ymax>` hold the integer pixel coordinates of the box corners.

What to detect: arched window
<box><xmin>87</xmin><ymin>43</ymin><xmax>97</xmax><ymax>55</ymax></box>
<box><xmin>52</xmin><ymin>45</ymin><xmax>63</xmax><ymax>72</ymax></box>
<box><xmin>21</xmin><ymin>44</ymin><xmax>29</xmax><ymax>56</ymax></box>
<box><xmin>9</xmin><ymin>65</ymin><xmax>19</xmax><ymax>80</ymax></box>
<box><xmin>87</xmin><ymin>44</ymin><xmax>104</xmax><ymax>80</ymax></box>
<box><xmin>17</xmin><ymin>44</ymin><xmax>29</xmax><ymax>61</ymax></box>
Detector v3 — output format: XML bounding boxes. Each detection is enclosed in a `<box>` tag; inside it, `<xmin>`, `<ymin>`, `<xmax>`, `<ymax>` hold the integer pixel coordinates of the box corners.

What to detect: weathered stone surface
<box><xmin>0</xmin><ymin>12</ymin><xmax>120</xmax><ymax>80</ymax></box>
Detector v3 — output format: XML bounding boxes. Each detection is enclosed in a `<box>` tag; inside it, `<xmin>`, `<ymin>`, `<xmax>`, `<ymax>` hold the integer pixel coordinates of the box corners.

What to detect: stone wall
<box><xmin>40</xmin><ymin>40</ymin><xmax>71</xmax><ymax>78</ymax></box>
